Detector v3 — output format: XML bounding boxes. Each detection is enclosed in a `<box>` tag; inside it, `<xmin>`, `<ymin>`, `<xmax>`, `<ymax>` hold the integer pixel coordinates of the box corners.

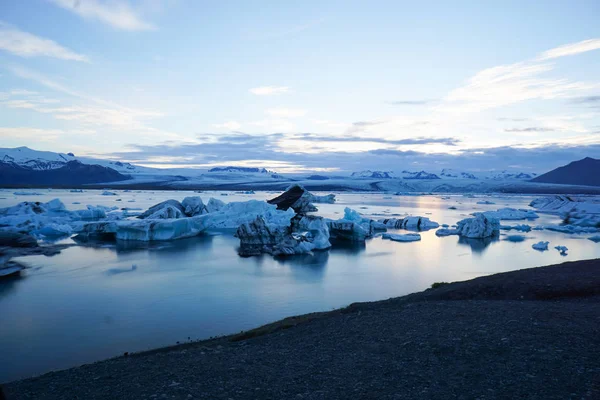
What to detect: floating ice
<box><xmin>456</xmin><ymin>214</ymin><xmax>500</xmax><ymax>238</ymax></box>
<box><xmin>476</xmin><ymin>200</ymin><xmax>496</xmax><ymax>205</ymax></box>
<box><xmin>378</xmin><ymin>216</ymin><xmax>439</xmax><ymax>231</ymax></box>
<box><xmin>499</xmin><ymin>224</ymin><xmax>531</xmax><ymax>232</ymax></box>
<box><xmin>504</xmin><ymin>234</ymin><xmax>526</xmax><ymax>242</ymax></box>
<box><xmin>435</xmin><ymin>228</ymin><xmax>459</xmax><ymax>237</ymax></box>
<box><xmin>554</xmin><ymin>245</ymin><xmax>568</xmax><ymax>256</ymax></box>
<box><xmin>101</xmin><ymin>191</ymin><xmax>117</xmax><ymax>196</ymax></box>
<box><xmin>481</xmin><ymin>208</ymin><xmax>539</xmax><ymax>220</ymax></box>
<box><xmin>532</xmin><ymin>241</ymin><xmax>549</xmax><ymax>251</ymax></box>
<box><xmin>382</xmin><ymin>233</ymin><xmax>421</xmax><ymax>242</ymax></box>
<box><xmin>588</xmin><ymin>235</ymin><xmax>600</xmax><ymax>243</ymax></box>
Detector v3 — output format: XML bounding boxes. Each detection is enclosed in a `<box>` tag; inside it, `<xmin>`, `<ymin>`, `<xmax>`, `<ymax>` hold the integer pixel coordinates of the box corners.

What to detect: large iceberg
<box><xmin>456</xmin><ymin>214</ymin><xmax>500</xmax><ymax>238</ymax></box>
<box><xmin>77</xmin><ymin>199</ymin><xmax>296</xmax><ymax>242</ymax></box>
<box><xmin>236</xmin><ymin>214</ymin><xmax>330</xmax><ymax>257</ymax></box>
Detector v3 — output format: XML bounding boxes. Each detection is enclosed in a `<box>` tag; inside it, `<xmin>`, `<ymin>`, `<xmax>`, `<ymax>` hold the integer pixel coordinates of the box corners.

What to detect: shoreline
<box><xmin>4</xmin><ymin>258</ymin><xmax>600</xmax><ymax>399</ymax></box>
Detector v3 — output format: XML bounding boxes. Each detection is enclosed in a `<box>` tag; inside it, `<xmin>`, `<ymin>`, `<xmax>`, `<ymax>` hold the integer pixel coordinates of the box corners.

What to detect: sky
<box><xmin>0</xmin><ymin>0</ymin><xmax>599</xmax><ymax>173</ymax></box>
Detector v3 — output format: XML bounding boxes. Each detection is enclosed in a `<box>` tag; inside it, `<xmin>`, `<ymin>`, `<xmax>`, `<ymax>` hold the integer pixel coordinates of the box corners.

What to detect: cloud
<box><xmin>296</xmin><ymin>134</ymin><xmax>460</xmax><ymax>146</ymax></box>
<box><xmin>249</xmin><ymin>86</ymin><xmax>290</xmax><ymax>95</ymax></box>
<box><xmin>539</xmin><ymin>38</ymin><xmax>600</xmax><ymax>60</ymax></box>
<box><xmin>0</xmin><ymin>23</ymin><xmax>89</xmax><ymax>62</ymax></box>
<box><xmin>571</xmin><ymin>95</ymin><xmax>600</xmax><ymax>104</ymax></box>
<box><xmin>0</xmin><ymin>126</ymin><xmax>84</xmax><ymax>142</ymax></box>
<box><xmin>48</xmin><ymin>0</ymin><xmax>155</xmax><ymax>31</ymax></box>
<box><xmin>346</xmin><ymin>120</ymin><xmax>384</xmax><ymax>134</ymax></box>
<box><xmin>388</xmin><ymin>99</ymin><xmax>435</xmax><ymax>105</ymax></box>
<box><xmin>213</xmin><ymin>121</ymin><xmax>242</xmax><ymax>130</ymax></box>
<box><xmin>504</xmin><ymin>127</ymin><xmax>555</xmax><ymax>132</ymax></box>
<box><xmin>265</xmin><ymin>107</ymin><xmax>306</xmax><ymax>118</ymax></box>
<box><xmin>106</xmin><ymin>132</ymin><xmax>600</xmax><ymax>173</ymax></box>
<box><xmin>442</xmin><ymin>62</ymin><xmax>595</xmax><ymax>113</ymax></box>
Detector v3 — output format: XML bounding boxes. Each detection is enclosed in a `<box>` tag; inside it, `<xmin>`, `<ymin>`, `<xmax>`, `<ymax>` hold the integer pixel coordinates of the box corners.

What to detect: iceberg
<box><xmin>382</xmin><ymin>233</ymin><xmax>421</xmax><ymax>242</ymax></box>
<box><xmin>554</xmin><ymin>245</ymin><xmax>568</xmax><ymax>256</ymax></box>
<box><xmin>504</xmin><ymin>234</ymin><xmax>526</xmax><ymax>242</ymax></box>
<box><xmin>267</xmin><ymin>185</ymin><xmax>335</xmax><ymax>214</ymax></box>
<box><xmin>476</xmin><ymin>200</ymin><xmax>495</xmax><ymax>205</ymax></box>
<box><xmin>181</xmin><ymin>196</ymin><xmax>209</xmax><ymax>216</ymax></box>
<box><xmin>77</xmin><ymin>199</ymin><xmax>295</xmax><ymax>242</ymax></box>
<box><xmin>327</xmin><ymin>208</ymin><xmax>386</xmax><ymax>242</ymax></box>
<box><xmin>499</xmin><ymin>224</ymin><xmax>531</xmax><ymax>232</ymax></box>
<box><xmin>138</xmin><ymin>200</ymin><xmax>186</xmax><ymax>219</ymax></box>
<box><xmin>435</xmin><ymin>228</ymin><xmax>459</xmax><ymax>237</ymax></box>
<box><xmin>101</xmin><ymin>191</ymin><xmax>117</xmax><ymax>196</ymax></box>
<box><xmin>481</xmin><ymin>208</ymin><xmax>539</xmax><ymax>220</ymax></box>
<box><xmin>456</xmin><ymin>214</ymin><xmax>500</xmax><ymax>238</ymax></box>
<box><xmin>378</xmin><ymin>216</ymin><xmax>439</xmax><ymax>231</ymax></box>
<box><xmin>532</xmin><ymin>241</ymin><xmax>549</xmax><ymax>251</ymax></box>
<box><xmin>588</xmin><ymin>235</ymin><xmax>600</xmax><ymax>243</ymax></box>
<box><xmin>236</xmin><ymin>214</ymin><xmax>330</xmax><ymax>257</ymax></box>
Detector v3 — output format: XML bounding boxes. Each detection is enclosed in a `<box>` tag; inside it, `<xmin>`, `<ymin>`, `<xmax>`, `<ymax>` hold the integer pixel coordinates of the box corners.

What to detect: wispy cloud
<box><xmin>249</xmin><ymin>86</ymin><xmax>290</xmax><ymax>96</ymax></box>
<box><xmin>504</xmin><ymin>127</ymin><xmax>555</xmax><ymax>133</ymax></box>
<box><xmin>48</xmin><ymin>0</ymin><xmax>155</xmax><ymax>31</ymax></box>
<box><xmin>296</xmin><ymin>134</ymin><xmax>460</xmax><ymax>146</ymax></box>
<box><xmin>265</xmin><ymin>107</ymin><xmax>306</xmax><ymax>118</ymax></box>
<box><xmin>0</xmin><ymin>22</ymin><xmax>89</xmax><ymax>62</ymax></box>
<box><xmin>571</xmin><ymin>95</ymin><xmax>600</xmax><ymax>104</ymax></box>
<box><xmin>213</xmin><ymin>121</ymin><xmax>242</xmax><ymax>130</ymax></box>
<box><xmin>539</xmin><ymin>38</ymin><xmax>600</xmax><ymax>60</ymax></box>
<box><xmin>388</xmin><ymin>99</ymin><xmax>435</xmax><ymax>105</ymax></box>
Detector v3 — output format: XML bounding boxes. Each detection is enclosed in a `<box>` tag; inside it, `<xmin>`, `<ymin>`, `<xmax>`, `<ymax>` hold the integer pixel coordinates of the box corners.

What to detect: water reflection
<box><xmin>457</xmin><ymin>236</ymin><xmax>499</xmax><ymax>254</ymax></box>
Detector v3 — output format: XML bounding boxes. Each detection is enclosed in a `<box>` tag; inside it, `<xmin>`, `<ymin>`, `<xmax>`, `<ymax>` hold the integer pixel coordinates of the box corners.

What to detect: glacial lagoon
<box><xmin>1</xmin><ymin>189</ymin><xmax>599</xmax><ymax>383</ymax></box>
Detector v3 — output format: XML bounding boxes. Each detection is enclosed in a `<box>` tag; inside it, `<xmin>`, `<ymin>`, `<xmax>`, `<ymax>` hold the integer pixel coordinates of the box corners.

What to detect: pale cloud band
<box><xmin>0</xmin><ymin>23</ymin><xmax>89</xmax><ymax>62</ymax></box>
<box><xmin>48</xmin><ymin>0</ymin><xmax>155</xmax><ymax>31</ymax></box>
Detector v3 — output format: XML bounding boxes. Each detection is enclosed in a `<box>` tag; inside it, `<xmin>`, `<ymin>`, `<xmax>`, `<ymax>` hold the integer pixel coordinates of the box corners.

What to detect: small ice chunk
<box><xmin>504</xmin><ymin>235</ymin><xmax>526</xmax><ymax>242</ymax></box>
<box><xmin>532</xmin><ymin>241</ymin><xmax>549</xmax><ymax>251</ymax></box>
<box><xmin>554</xmin><ymin>245</ymin><xmax>568</xmax><ymax>256</ymax></box>
<box><xmin>382</xmin><ymin>233</ymin><xmax>421</xmax><ymax>242</ymax></box>
<box><xmin>589</xmin><ymin>235</ymin><xmax>600</xmax><ymax>243</ymax></box>
<box><xmin>101</xmin><ymin>191</ymin><xmax>117</xmax><ymax>196</ymax></box>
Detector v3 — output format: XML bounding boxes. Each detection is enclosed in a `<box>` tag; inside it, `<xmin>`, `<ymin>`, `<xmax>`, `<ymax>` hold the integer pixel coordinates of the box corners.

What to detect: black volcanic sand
<box><xmin>4</xmin><ymin>259</ymin><xmax>600</xmax><ymax>400</ymax></box>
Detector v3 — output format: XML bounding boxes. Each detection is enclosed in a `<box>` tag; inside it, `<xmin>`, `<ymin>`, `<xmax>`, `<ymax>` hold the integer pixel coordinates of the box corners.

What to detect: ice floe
<box><xmin>378</xmin><ymin>216</ymin><xmax>439</xmax><ymax>231</ymax></box>
<box><xmin>481</xmin><ymin>208</ymin><xmax>539</xmax><ymax>220</ymax></box>
<box><xmin>382</xmin><ymin>233</ymin><xmax>421</xmax><ymax>242</ymax></box>
<box><xmin>554</xmin><ymin>245</ymin><xmax>568</xmax><ymax>256</ymax></box>
<box><xmin>532</xmin><ymin>241</ymin><xmax>549</xmax><ymax>251</ymax></box>
<box><xmin>588</xmin><ymin>235</ymin><xmax>600</xmax><ymax>243</ymax></box>
<box><xmin>435</xmin><ymin>228</ymin><xmax>459</xmax><ymax>237</ymax></box>
<box><xmin>499</xmin><ymin>224</ymin><xmax>532</xmax><ymax>232</ymax></box>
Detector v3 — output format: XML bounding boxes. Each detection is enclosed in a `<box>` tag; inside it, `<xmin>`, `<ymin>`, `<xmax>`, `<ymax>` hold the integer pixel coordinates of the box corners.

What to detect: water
<box><xmin>1</xmin><ymin>189</ymin><xmax>599</xmax><ymax>383</ymax></box>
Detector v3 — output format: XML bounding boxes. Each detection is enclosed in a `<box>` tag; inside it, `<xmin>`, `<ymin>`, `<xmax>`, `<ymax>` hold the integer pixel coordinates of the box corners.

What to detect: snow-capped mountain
<box><xmin>351</xmin><ymin>170</ymin><xmax>396</xmax><ymax>179</ymax></box>
<box><xmin>208</xmin><ymin>166</ymin><xmax>273</xmax><ymax>174</ymax></box>
<box><xmin>440</xmin><ymin>169</ymin><xmax>478</xmax><ymax>179</ymax></box>
<box><xmin>401</xmin><ymin>170</ymin><xmax>441</xmax><ymax>180</ymax></box>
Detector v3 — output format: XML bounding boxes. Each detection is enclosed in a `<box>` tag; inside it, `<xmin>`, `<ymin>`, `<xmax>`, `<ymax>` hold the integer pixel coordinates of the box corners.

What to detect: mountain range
<box><xmin>0</xmin><ymin>146</ymin><xmax>598</xmax><ymax>193</ymax></box>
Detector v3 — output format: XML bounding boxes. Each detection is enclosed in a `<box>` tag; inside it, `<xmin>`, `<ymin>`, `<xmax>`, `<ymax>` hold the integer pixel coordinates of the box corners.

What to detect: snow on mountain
<box><xmin>401</xmin><ymin>170</ymin><xmax>441</xmax><ymax>180</ymax></box>
<box><xmin>351</xmin><ymin>170</ymin><xmax>396</xmax><ymax>179</ymax></box>
<box><xmin>440</xmin><ymin>169</ymin><xmax>478</xmax><ymax>179</ymax></box>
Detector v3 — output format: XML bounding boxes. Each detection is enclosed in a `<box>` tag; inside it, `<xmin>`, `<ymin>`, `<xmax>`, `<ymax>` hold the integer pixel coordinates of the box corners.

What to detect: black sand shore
<box><xmin>4</xmin><ymin>259</ymin><xmax>600</xmax><ymax>399</ymax></box>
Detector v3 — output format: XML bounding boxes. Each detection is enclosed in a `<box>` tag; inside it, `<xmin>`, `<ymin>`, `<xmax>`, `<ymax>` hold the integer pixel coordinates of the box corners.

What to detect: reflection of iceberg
<box><xmin>457</xmin><ymin>235</ymin><xmax>499</xmax><ymax>253</ymax></box>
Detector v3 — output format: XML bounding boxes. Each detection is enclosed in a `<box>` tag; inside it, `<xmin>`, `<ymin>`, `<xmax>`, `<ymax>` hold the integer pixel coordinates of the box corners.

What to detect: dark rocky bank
<box><xmin>3</xmin><ymin>259</ymin><xmax>600</xmax><ymax>399</ymax></box>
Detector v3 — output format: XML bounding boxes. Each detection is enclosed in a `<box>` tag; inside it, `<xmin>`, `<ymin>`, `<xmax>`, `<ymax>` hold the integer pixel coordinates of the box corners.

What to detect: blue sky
<box><xmin>0</xmin><ymin>0</ymin><xmax>599</xmax><ymax>173</ymax></box>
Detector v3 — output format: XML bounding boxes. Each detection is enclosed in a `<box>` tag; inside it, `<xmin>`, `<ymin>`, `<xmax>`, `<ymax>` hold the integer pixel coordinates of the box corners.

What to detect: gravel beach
<box><xmin>4</xmin><ymin>258</ymin><xmax>600</xmax><ymax>400</ymax></box>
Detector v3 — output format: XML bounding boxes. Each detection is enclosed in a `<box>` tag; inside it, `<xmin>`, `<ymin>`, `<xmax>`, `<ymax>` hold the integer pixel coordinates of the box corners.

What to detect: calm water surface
<box><xmin>1</xmin><ymin>190</ymin><xmax>599</xmax><ymax>382</ymax></box>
